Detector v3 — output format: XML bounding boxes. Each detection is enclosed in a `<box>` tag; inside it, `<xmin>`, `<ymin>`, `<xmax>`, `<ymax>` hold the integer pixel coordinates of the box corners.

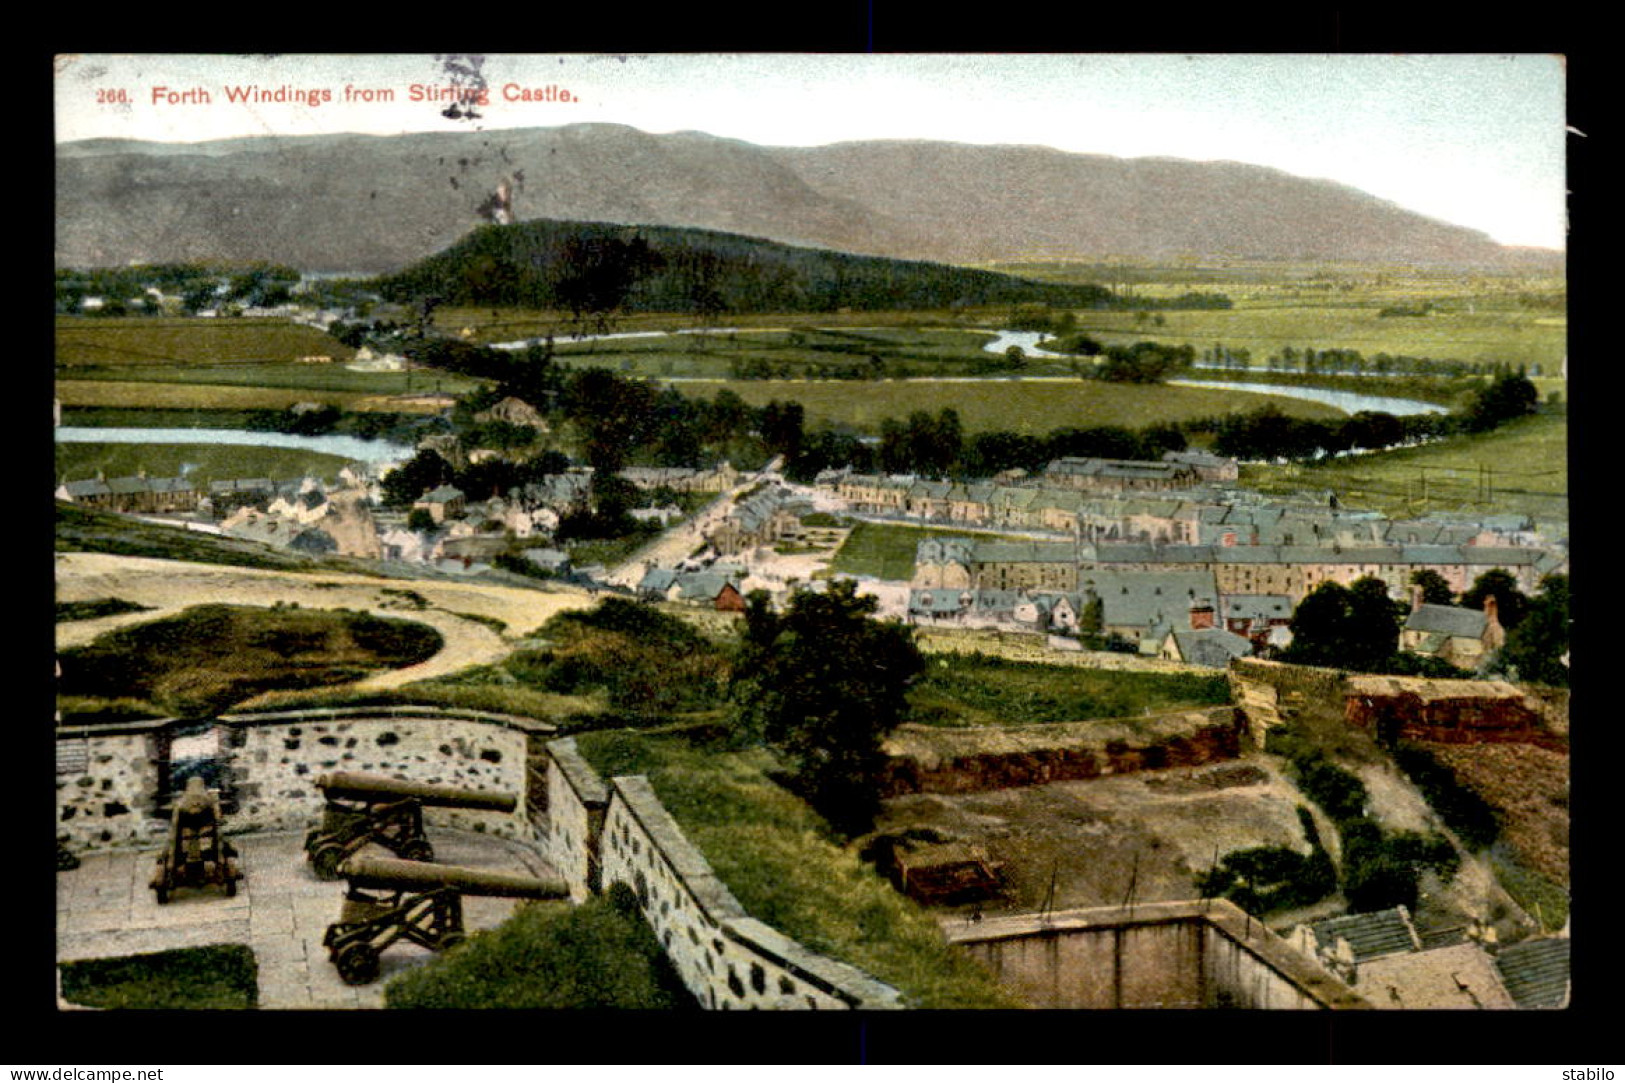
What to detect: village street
<box><xmin>602</xmin><ymin>456</ymin><xmax>785</xmax><ymax>590</ymax></box>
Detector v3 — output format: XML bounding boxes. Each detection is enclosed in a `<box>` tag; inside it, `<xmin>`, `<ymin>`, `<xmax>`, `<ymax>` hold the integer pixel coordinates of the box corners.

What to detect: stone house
<box><xmin>414</xmin><ymin>485</ymin><xmax>466</xmax><ymax>524</ymax></box>
<box><xmin>1401</xmin><ymin>598</ymin><xmax>1504</xmax><ymax>671</ymax></box>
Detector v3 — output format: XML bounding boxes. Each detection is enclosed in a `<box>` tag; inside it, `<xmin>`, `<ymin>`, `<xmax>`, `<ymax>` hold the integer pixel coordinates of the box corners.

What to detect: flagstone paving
<box><xmin>57</xmin><ymin>829</ymin><xmax>555</xmax><ymax>1009</ymax></box>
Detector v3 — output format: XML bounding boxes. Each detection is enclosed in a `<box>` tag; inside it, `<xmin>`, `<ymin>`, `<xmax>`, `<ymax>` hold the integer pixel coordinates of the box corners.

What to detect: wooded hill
<box><xmin>374</xmin><ymin>219</ymin><xmax>1116</xmax><ymax>314</ymax></box>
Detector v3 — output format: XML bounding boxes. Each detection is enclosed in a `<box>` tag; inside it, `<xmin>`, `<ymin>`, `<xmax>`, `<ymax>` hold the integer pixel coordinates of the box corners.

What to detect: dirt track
<box><xmin>54</xmin><ymin>553</ymin><xmax>596</xmax><ymax>689</ymax></box>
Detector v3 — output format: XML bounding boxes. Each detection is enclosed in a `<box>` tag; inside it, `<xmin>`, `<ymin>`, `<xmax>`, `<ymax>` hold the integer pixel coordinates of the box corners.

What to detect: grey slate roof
<box><xmin>909</xmin><ymin>589</ymin><xmax>971</xmax><ymax>616</ymax></box>
<box><xmin>1405</xmin><ymin>604</ymin><xmax>1489</xmax><ymax>639</ymax></box>
<box><xmin>1307</xmin><ymin>907</ymin><xmax>1421</xmax><ymax>963</ymax></box>
<box><xmin>675</xmin><ymin>571</ymin><xmax>742</xmax><ymax>601</ymax></box>
<box><xmin>1075</xmin><ymin>569</ymin><xmax>1220</xmax><ymax>630</ymax></box>
<box><xmin>1222</xmin><ymin>594</ymin><xmax>1294</xmax><ymax>622</ymax></box>
<box><xmin>1494</xmin><ymin>937</ymin><xmax>1570</xmax><ymax>1009</ymax></box>
<box><xmin>1167</xmin><ymin>627</ymin><xmax>1253</xmax><ymax>667</ymax></box>
<box><xmin>638</xmin><ymin>568</ymin><xmax>679</xmax><ymax>593</ymax></box>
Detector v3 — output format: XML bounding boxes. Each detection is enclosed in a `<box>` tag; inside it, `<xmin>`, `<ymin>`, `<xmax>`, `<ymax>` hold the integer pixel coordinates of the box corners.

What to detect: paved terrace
<box><xmin>57</xmin><ymin>830</ymin><xmax>556</xmax><ymax>1009</ymax></box>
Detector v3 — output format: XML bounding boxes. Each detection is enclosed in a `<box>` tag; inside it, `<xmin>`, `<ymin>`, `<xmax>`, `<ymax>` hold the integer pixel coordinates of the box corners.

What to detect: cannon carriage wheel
<box><xmin>334</xmin><ymin>941</ymin><xmax>381</xmax><ymax>986</ymax></box>
<box><xmin>398</xmin><ymin>838</ymin><xmax>434</xmax><ymax>863</ymax></box>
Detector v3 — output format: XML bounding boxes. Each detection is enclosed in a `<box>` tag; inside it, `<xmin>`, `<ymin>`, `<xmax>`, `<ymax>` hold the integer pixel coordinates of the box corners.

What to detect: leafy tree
<box><xmin>1283</xmin><ymin>577</ymin><xmax>1402</xmax><ymax>672</ymax></box>
<box><xmin>381</xmin><ymin>450</ymin><xmax>455</xmax><ymax>509</ymax></box>
<box><xmin>1497</xmin><ymin>573</ymin><xmax>1570</xmax><ymax>686</ymax></box>
<box><xmin>1280</xmin><ymin>582</ymin><xmax>1355</xmax><ymax>668</ymax></box>
<box><xmin>1460</xmin><ymin>568</ymin><xmax>1530</xmax><ymax>631</ymax></box>
<box><xmin>1347</xmin><ymin>577</ymin><xmax>1405</xmax><ymax>672</ymax></box>
<box><xmin>731</xmin><ymin>581</ymin><xmax>924</xmax><ymax>835</ymax></box>
<box><xmin>406</xmin><ymin>508</ymin><xmax>436</xmax><ymax>533</ymax></box>
<box><xmin>1465</xmin><ymin>371</ymin><xmax>1539</xmax><ymax>432</ymax></box>
<box><xmin>1409</xmin><ymin>570</ymin><xmax>1455</xmax><ymax>607</ymax></box>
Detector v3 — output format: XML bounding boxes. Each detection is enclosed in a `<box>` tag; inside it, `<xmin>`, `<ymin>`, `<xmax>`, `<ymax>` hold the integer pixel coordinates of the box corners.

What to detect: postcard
<box><xmin>52</xmin><ymin>53</ymin><xmax>1569</xmax><ymax>1021</ymax></box>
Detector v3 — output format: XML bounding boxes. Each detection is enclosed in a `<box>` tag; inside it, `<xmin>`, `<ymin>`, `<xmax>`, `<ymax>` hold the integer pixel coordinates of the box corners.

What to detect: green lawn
<box><xmin>830</xmin><ymin>521</ymin><xmax>1025</xmax><ymax>581</ymax></box>
<box><xmin>58</xmin><ymin>945</ymin><xmax>258</xmax><ymax>1009</ymax></box>
<box><xmin>61</xmin><ymin>360</ymin><xmax>484</xmax><ymax>397</ymax></box>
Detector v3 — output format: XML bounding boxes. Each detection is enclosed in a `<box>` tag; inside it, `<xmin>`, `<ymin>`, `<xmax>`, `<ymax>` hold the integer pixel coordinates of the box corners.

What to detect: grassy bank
<box><xmin>908</xmin><ymin>653</ymin><xmax>1232</xmax><ymax>726</ymax></box>
<box><xmin>574</xmin><ymin>728</ymin><xmax>1022</xmax><ymax>1008</ymax></box>
<box><xmin>57</xmin><ymin>603</ymin><xmax>443</xmax><ymax>720</ymax></box>
<box><xmin>58</xmin><ymin>945</ymin><xmax>258</xmax><ymax>1009</ymax></box>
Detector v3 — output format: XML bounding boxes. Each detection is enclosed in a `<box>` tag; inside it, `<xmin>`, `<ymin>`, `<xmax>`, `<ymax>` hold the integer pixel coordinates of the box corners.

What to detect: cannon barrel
<box><xmin>340</xmin><ymin>855</ymin><xmax>567</xmax><ymax>899</ymax></box>
<box><xmin>315</xmin><ymin>772</ymin><xmax>518</xmax><ymax>813</ymax></box>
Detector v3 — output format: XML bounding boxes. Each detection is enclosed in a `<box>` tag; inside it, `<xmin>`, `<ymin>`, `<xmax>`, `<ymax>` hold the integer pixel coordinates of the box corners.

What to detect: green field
<box><xmin>831</xmin><ymin>521</ymin><xmax>1031</xmax><ymax>581</ymax></box>
<box><xmin>1068</xmin><ymin>304</ymin><xmax>1565</xmax><ymax>371</ymax></box>
<box><xmin>61</xmin><ymin>360</ymin><xmax>483</xmax><ymax>397</ymax></box>
<box><xmin>1242</xmin><ymin>412</ymin><xmax>1569</xmax><ymax>525</ymax></box>
<box><xmin>54</xmin><ymin>442</ymin><xmax>361</xmax><ymax>485</ymax></box>
<box><xmin>55</xmin><ymin>379</ymin><xmax>374</xmax><ymax>412</ymax></box>
<box><xmin>672</xmin><ymin>378</ymin><xmax>1345</xmax><ymax>436</ymax></box>
<box><xmin>56</xmin><ymin>316</ymin><xmax>357</xmax><ymax>366</ymax></box>
<box><xmin>980</xmin><ymin>260</ymin><xmax>1566</xmax><ymax>371</ymax></box>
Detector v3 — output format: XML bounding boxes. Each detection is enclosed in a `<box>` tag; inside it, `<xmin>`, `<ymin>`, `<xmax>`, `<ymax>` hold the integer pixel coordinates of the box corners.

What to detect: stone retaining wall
<box><xmin>56</xmin><ymin>708</ymin><xmax>555</xmax><ymax>854</ymax></box>
<box><xmin>596</xmin><ymin>775</ymin><xmax>902</xmax><ymax>1011</ymax></box>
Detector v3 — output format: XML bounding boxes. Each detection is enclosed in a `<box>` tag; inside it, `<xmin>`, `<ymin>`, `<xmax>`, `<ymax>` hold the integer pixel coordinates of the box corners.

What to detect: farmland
<box><xmin>54</xmin><ymin>441</ymin><xmax>359</xmax><ymax>487</ymax></box>
<box><xmin>673</xmin><ymin>378</ymin><xmax>1345</xmax><ymax>436</ymax></box>
<box><xmin>1239</xmin><ymin>412</ymin><xmax>1569</xmax><ymax>524</ymax></box>
<box><xmin>56</xmin><ymin>317</ymin><xmax>357</xmax><ymax>367</ymax></box>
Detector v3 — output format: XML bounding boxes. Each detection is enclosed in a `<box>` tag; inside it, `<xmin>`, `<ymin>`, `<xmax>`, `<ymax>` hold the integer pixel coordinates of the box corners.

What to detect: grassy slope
<box><xmin>574</xmin><ymin>729</ymin><xmax>1021</xmax><ymax>1008</ymax></box>
<box><xmin>58</xmin><ymin>603</ymin><xmax>444</xmax><ymax>719</ymax></box>
<box><xmin>908</xmin><ymin>654</ymin><xmax>1232</xmax><ymax>727</ymax></box>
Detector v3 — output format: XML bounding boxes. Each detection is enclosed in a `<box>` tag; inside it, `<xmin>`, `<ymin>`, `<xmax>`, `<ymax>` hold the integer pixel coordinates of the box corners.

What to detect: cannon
<box><xmin>151</xmin><ymin>777</ymin><xmax>242</xmax><ymax>903</ymax></box>
<box><xmin>323</xmin><ymin>855</ymin><xmax>567</xmax><ymax>985</ymax></box>
<box><xmin>303</xmin><ymin>772</ymin><xmax>518</xmax><ymax>880</ymax></box>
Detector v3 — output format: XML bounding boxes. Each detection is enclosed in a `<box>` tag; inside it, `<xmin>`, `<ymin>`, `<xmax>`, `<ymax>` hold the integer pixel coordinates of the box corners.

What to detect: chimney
<box><xmin>1410</xmin><ymin>585</ymin><xmax>1424</xmax><ymax>613</ymax></box>
<box><xmin>1483</xmin><ymin>594</ymin><xmax>1499</xmax><ymax>626</ymax></box>
<box><xmin>1190</xmin><ymin>602</ymin><xmax>1216</xmax><ymax>630</ymax></box>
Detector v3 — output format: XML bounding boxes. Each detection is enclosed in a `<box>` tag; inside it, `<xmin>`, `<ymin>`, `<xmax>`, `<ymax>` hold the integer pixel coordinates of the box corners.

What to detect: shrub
<box><xmin>1393</xmin><ymin>742</ymin><xmax>1501</xmax><ymax>850</ymax></box>
<box><xmin>384</xmin><ymin>885</ymin><xmax>697</xmax><ymax>1010</ymax></box>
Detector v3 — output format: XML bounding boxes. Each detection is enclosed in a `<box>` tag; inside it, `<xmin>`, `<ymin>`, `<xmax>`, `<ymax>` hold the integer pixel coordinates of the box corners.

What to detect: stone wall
<box><xmin>1228</xmin><ymin>657</ymin><xmax>1351</xmax><ymax>746</ymax></box>
<box><xmin>544</xmin><ymin>738</ymin><xmax>608</xmax><ymax>902</ymax></box>
<box><xmin>55</xmin><ymin>729</ymin><xmax>159</xmax><ymax>851</ymax></box>
<box><xmin>947</xmin><ymin>899</ymin><xmax>1368</xmax><ymax>1010</ymax></box>
<box><xmin>56</xmin><ymin>708</ymin><xmax>555</xmax><ymax>856</ymax></box>
<box><xmin>596</xmin><ymin>775</ymin><xmax>902</xmax><ymax>1010</ymax></box>
<box><xmin>227</xmin><ymin>710</ymin><xmax>542</xmax><ymax>844</ymax></box>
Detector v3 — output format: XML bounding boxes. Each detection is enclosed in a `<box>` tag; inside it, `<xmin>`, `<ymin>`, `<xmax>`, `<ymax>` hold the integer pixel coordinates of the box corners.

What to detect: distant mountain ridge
<box><xmin>55</xmin><ymin>123</ymin><xmax>1561</xmax><ymax>273</ymax></box>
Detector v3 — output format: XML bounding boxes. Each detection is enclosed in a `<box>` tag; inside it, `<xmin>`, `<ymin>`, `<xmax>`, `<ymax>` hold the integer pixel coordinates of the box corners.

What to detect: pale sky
<box><xmin>54</xmin><ymin>53</ymin><xmax>1568</xmax><ymax>250</ymax></box>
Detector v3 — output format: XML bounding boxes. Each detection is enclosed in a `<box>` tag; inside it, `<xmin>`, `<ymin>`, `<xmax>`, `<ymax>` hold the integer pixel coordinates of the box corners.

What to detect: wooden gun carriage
<box><xmin>151</xmin><ymin>777</ymin><xmax>242</xmax><ymax>903</ymax></box>
<box><xmin>323</xmin><ymin>855</ymin><xmax>567</xmax><ymax>985</ymax></box>
<box><xmin>303</xmin><ymin>771</ymin><xmax>518</xmax><ymax>880</ymax></box>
